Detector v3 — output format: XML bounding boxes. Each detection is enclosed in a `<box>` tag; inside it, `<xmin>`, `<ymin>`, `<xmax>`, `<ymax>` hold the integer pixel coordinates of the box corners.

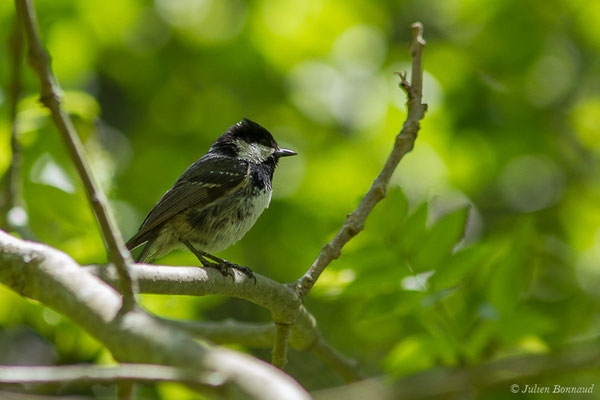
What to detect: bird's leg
<box><xmin>181</xmin><ymin>239</ymin><xmax>255</xmax><ymax>280</ymax></box>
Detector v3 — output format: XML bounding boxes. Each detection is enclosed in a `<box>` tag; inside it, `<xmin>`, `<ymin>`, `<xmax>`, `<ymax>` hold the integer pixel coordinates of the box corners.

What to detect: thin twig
<box><xmin>294</xmin><ymin>23</ymin><xmax>427</xmax><ymax>300</ymax></box>
<box><xmin>275</xmin><ymin>22</ymin><xmax>427</xmax><ymax>377</ymax></box>
<box><xmin>14</xmin><ymin>0</ymin><xmax>136</xmax><ymax>309</ymax></box>
<box><xmin>7</xmin><ymin>19</ymin><xmax>24</xmax><ymax>212</ymax></box>
<box><xmin>272</xmin><ymin>323</ymin><xmax>292</xmax><ymax>369</ymax></box>
<box><xmin>1</xmin><ymin>19</ymin><xmax>24</xmax><ymax>229</ymax></box>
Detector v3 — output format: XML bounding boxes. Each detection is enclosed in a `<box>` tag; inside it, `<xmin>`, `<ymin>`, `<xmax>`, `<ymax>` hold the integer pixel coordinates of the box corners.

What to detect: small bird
<box><xmin>126</xmin><ymin>118</ymin><xmax>297</xmax><ymax>278</ymax></box>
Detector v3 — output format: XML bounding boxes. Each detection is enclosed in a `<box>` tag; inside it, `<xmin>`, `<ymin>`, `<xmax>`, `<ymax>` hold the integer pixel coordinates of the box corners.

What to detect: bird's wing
<box><xmin>126</xmin><ymin>157</ymin><xmax>249</xmax><ymax>250</ymax></box>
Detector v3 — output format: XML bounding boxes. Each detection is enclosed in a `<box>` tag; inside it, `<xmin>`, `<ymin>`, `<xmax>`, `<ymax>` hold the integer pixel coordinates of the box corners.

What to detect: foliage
<box><xmin>1</xmin><ymin>0</ymin><xmax>599</xmax><ymax>398</ymax></box>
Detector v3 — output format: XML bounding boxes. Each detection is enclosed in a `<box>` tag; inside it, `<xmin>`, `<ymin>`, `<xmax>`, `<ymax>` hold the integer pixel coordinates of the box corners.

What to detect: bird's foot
<box><xmin>200</xmin><ymin>257</ymin><xmax>255</xmax><ymax>281</ymax></box>
<box><xmin>221</xmin><ymin>260</ymin><xmax>255</xmax><ymax>281</ymax></box>
<box><xmin>180</xmin><ymin>239</ymin><xmax>255</xmax><ymax>281</ymax></box>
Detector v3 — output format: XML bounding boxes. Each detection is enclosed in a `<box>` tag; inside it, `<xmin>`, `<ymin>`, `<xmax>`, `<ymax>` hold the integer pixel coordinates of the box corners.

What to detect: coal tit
<box><xmin>126</xmin><ymin>118</ymin><xmax>297</xmax><ymax>277</ymax></box>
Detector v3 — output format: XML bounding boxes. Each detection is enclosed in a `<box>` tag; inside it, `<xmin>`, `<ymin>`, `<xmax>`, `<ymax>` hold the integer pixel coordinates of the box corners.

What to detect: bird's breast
<box><xmin>181</xmin><ymin>181</ymin><xmax>272</xmax><ymax>253</ymax></box>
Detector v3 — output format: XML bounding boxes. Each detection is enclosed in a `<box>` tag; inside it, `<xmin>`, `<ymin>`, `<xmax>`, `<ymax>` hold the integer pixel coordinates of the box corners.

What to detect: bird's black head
<box><xmin>228</xmin><ymin>118</ymin><xmax>278</xmax><ymax>149</ymax></box>
<box><xmin>210</xmin><ymin>118</ymin><xmax>297</xmax><ymax>163</ymax></box>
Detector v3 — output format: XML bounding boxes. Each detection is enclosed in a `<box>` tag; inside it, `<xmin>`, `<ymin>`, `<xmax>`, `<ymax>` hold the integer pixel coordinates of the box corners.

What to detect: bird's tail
<box><xmin>126</xmin><ymin>231</ymin><xmax>155</xmax><ymax>263</ymax></box>
<box><xmin>134</xmin><ymin>241</ymin><xmax>154</xmax><ymax>263</ymax></box>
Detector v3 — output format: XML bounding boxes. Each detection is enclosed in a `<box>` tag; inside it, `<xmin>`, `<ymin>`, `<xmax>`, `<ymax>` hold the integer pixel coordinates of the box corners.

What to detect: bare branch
<box><xmin>272</xmin><ymin>323</ymin><xmax>292</xmax><ymax>369</ymax></box>
<box><xmin>6</xmin><ymin>19</ymin><xmax>24</xmax><ymax>212</ymax></box>
<box><xmin>164</xmin><ymin>319</ymin><xmax>276</xmax><ymax>348</ymax></box>
<box><xmin>0</xmin><ymin>364</ymin><xmax>218</xmax><ymax>386</ymax></box>
<box><xmin>86</xmin><ymin>263</ymin><xmax>302</xmax><ymax>323</ymax></box>
<box><xmin>1</xmin><ymin>18</ymin><xmax>26</xmax><ymax>233</ymax></box>
<box><xmin>0</xmin><ymin>230</ymin><xmax>310</xmax><ymax>400</ymax></box>
<box><xmin>274</xmin><ymin>22</ymin><xmax>427</xmax><ymax>375</ymax></box>
<box><xmin>13</xmin><ymin>0</ymin><xmax>136</xmax><ymax>309</ymax></box>
<box><xmin>294</xmin><ymin>22</ymin><xmax>428</xmax><ymax>300</ymax></box>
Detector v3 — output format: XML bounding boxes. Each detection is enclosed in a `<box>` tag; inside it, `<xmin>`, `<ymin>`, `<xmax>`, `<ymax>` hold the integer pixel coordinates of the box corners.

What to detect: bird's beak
<box><xmin>275</xmin><ymin>148</ymin><xmax>297</xmax><ymax>158</ymax></box>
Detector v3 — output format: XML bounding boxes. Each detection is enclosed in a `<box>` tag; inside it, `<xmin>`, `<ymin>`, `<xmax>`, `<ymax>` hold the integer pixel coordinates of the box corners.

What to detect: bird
<box><xmin>126</xmin><ymin>118</ymin><xmax>297</xmax><ymax>278</ymax></box>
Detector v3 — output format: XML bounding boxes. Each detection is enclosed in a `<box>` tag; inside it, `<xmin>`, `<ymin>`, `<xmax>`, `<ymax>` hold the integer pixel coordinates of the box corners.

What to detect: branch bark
<box><xmin>14</xmin><ymin>0</ymin><xmax>136</xmax><ymax>309</ymax></box>
<box><xmin>86</xmin><ymin>263</ymin><xmax>302</xmax><ymax>323</ymax></box>
<box><xmin>272</xmin><ymin>323</ymin><xmax>292</xmax><ymax>369</ymax></box>
<box><xmin>0</xmin><ymin>230</ymin><xmax>310</xmax><ymax>400</ymax></box>
<box><xmin>164</xmin><ymin>319</ymin><xmax>276</xmax><ymax>348</ymax></box>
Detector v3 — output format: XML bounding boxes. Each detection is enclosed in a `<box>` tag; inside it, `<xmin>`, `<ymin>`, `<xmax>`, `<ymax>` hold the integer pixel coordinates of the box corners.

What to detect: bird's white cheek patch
<box><xmin>236</xmin><ymin>141</ymin><xmax>274</xmax><ymax>163</ymax></box>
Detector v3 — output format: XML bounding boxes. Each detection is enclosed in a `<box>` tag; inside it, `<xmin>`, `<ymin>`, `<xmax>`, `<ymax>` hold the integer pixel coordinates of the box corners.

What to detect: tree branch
<box><xmin>1</xmin><ymin>18</ymin><xmax>25</xmax><ymax>233</ymax></box>
<box><xmin>86</xmin><ymin>263</ymin><xmax>302</xmax><ymax>323</ymax></box>
<box><xmin>272</xmin><ymin>323</ymin><xmax>292</xmax><ymax>369</ymax></box>
<box><xmin>0</xmin><ymin>364</ymin><xmax>219</xmax><ymax>386</ymax></box>
<box><xmin>270</xmin><ymin>22</ymin><xmax>428</xmax><ymax>375</ymax></box>
<box><xmin>164</xmin><ymin>319</ymin><xmax>276</xmax><ymax>348</ymax></box>
<box><xmin>87</xmin><ymin>264</ymin><xmax>363</xmax><ymax>381</ymax></box>
<box><xmin>14</xmin><ymin>0</ymin><xmax>136</xmax><ymax>309</ymax></box>
<box><xmin>294</xmin><ymin>22</ymin><xmax>427</xmax><ymax>300</ymax></box>
<box><xmin>0</xmin><ymin>230</ymin><xmax>310</xmax><ymax>400</ymax></box>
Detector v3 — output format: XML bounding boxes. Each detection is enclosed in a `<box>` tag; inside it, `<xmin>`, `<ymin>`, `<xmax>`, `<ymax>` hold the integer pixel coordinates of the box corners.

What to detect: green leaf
<box><xmin>398</xmin><ymin>202</ymin><xmax>429</xmax><ymax>254</ymax></box>
<box><xmin>360</xmin><ymin>291</ymin><xmax>424</xmax><ymax>320</ymax></box>
<box><xmin>487</xmin><ymin>221</ymin><xmax>535</xmax><ymax>315</ymax></box>
<box><xmin>429</xmin><ymin>244</ymin><xmax>492</xmax><ymax>291</ymax></box>
<box><xmin>367</xmin><ymin>185</ymin><xmax>409</xmax><ymax>237</ymax></box>
<box><xmin>384</xmin><ymin>335</ymin><xmax>436</xmax><ymax>377</ymax></box>
<box><xmin>411</xmin><ymin>206</ymin><xmax>469</xmax><ymax>272</ymax></box>
<box><xmin>339</xmin><ymin>249</ymin><xmax>410</xmax><ymax>297</ymax></box>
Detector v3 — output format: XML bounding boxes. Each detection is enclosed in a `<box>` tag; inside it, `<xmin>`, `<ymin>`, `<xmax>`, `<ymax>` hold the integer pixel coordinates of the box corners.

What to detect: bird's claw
<box><xmin>207</xmin><ymin>262</ymin><xmax>235</xmax><ymax>279</ymax></box>
<box><xmin>223</xmin><ymin>261</ymin><xmax>256</xmax><ymax>282</ymax></box>
<box><xmin>202</xmin><ymin>259</ymin><xmax>255</xmax><ymax>282</ymax></box>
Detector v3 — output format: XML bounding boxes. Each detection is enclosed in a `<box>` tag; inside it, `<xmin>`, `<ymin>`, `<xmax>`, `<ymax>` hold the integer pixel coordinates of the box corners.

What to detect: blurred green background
<box><xmin>1</xmin><ymin>0</ymin><xmax>600</xmax><ymax>398</ymax></box>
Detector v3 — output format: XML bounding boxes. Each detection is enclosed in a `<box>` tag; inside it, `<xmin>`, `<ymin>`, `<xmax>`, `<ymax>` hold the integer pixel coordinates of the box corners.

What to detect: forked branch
<box><xmin>265</xmin><ymin>21</ymin><xmax>429</xmax><ymax>377</ymax></box>
<box><xmin>294</xmin><ymin>22</ymin><xmax>428</xmax><ymax>300</ymax></box>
